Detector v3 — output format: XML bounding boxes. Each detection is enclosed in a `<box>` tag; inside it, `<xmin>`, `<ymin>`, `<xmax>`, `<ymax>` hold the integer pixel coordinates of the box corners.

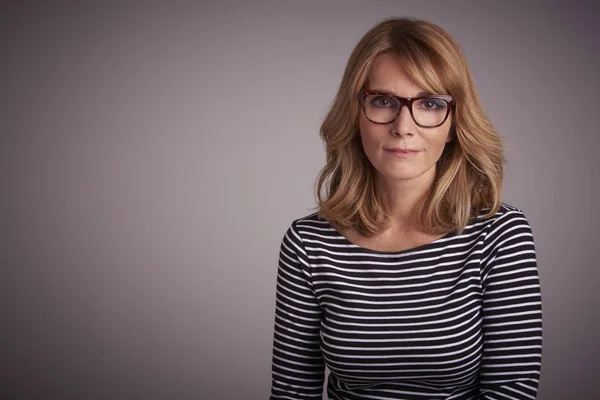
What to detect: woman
<box><xmin>270</xmin><ymin>17</ymin><xmax>542</xmax><ymax>400</ymax></box>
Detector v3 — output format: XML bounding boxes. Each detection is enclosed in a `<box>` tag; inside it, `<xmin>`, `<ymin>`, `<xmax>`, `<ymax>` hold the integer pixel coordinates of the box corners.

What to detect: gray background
<box><xmin>1</xmin><ymin>1</ymin><xmax>598</xmax><ymax>399</ymax></box>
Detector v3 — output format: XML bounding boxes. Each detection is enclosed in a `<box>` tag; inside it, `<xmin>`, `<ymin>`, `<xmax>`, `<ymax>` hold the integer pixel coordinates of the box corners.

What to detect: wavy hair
<box><xmin>316</xmin><ymin>17</ymin><xmax>504</xmax><ymax>236</ymax></box>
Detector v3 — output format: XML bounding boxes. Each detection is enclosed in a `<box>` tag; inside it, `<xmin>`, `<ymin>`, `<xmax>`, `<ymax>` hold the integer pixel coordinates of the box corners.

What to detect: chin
<box><xmin>376</xmin><ymin>165</ymin><xmax>435</xmax><ymax>183</ymax></box>
<box><xmin>378</xmin><ymin>170</ymin><xmax>421</xmax><ymax>181</ymax></box>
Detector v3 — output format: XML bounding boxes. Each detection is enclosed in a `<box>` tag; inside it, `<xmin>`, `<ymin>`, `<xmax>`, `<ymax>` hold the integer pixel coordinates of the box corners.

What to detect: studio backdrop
<box><xmin>1</xmin><ymin>1</ymin><xmax>598</xmax><ymax>399</ymax></box>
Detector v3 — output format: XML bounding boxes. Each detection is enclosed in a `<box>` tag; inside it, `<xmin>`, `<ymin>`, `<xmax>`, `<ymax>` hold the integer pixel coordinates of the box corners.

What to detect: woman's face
<box><xmin>359</xmin><ymin>53</ymin><xmax>453</xmax><ymax>187</ymax></box>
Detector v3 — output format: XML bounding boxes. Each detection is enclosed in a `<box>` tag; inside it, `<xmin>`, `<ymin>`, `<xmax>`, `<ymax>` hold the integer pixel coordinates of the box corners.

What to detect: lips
<box><xmin>385</xmin><ymin>148</ymin><xmax>421</xmax><ymax>158</ymax></box>
<box><xmin>386</xmin><ymin>148</ymin><xmax>420</xmax><ymax>154</ymax></box>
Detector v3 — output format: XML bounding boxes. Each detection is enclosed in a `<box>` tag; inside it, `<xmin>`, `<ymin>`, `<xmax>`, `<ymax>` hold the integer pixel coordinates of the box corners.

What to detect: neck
<box><xmin>375</xmin><ymin>170</ymin><xmax>436</xmax><ymax>231</ymax></box>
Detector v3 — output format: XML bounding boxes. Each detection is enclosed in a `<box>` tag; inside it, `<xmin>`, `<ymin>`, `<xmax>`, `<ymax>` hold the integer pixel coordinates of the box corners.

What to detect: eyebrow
<box><xmin>369</xmin><ymin>89</ymin><xmax>431</xmax><ymax>97</ymax></box>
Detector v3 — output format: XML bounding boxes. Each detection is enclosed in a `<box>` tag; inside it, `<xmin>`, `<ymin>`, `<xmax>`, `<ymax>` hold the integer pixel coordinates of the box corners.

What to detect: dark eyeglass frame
<box><xmin>359</xmin><ymin>89</ymin><xmax>455</xmax><ymax>128</ymax></box>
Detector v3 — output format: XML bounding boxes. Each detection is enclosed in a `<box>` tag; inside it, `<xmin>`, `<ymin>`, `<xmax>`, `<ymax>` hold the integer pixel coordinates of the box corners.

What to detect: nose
<box><xmin>392</xmin><ymin>104</ymin><xmax>415</xmax><ymax>137</ymax></box>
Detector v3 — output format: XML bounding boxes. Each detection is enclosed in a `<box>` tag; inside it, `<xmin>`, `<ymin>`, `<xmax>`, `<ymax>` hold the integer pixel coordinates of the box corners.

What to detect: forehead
<box><xmin>367</xmin><ymin>53</ymin><xmax>425</xmax><ymax>96</ymax></box>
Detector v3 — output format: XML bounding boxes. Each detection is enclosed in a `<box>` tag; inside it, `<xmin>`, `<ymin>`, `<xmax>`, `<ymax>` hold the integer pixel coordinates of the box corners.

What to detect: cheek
<box><xmin>358</xmin><ymin>116</ymin><xmax>370</xmax><ymax>143</ymax></box>
<box><xmin>435</xmin><ymin>132</ymin><xmax>451</xmax><ymax>148</ymax></box>
<box><xmin>358</xmin><ymin>131</ymin><xmax>381</xmax><ymax>167</ymax></box>
<box><xmin>359</xmin><ymin>116</ymin><xmax>386</xmax><ymax>148</ymax></box>
<box><xmin>359</xmin><ymin>122</ymin><xmax>372</xmax><ymax>149</ymax></box>
<box><xmin>427</xmin><ymin>133</ymin><xmax>452</xmax><ymax>162</ymax></box>
<box><xmin>442</xmin><ymin>116</ymin><xmax>453</xmax><ymax>143</ymax></box>
<box><xmin>428</xmin><ymin>123</ymin><xmax>452</xmax><ymax>149</ymax></box>
<box><xmin>359</xmin><ymin>134</ymin><xmax>378</xmax><ymax>164</ymax></box>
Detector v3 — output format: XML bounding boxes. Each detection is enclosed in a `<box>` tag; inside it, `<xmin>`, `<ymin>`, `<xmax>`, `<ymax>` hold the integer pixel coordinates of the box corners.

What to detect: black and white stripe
<box><xmin>270</xmin><ymin>203</ymin><xmax>542</xmax><ymax>400</ymax></box>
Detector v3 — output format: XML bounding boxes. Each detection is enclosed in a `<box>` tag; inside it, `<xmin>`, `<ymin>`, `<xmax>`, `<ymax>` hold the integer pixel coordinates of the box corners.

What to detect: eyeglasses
<box><xmin>359</xmin><ymin>90</ymin><xmax>454</xmax><ymax>128</ymax></box>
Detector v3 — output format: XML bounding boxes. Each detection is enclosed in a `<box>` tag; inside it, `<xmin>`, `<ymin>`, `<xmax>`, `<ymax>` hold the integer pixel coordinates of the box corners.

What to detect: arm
<box><xmin>270</xmin><ymin>222</ymin><xmax>325</xmax><ymax>400</ymax></box>
<box><xmin>479</xmin><ymin>210</ymin><xmax>543</xmax><ymax>399</ymax></box>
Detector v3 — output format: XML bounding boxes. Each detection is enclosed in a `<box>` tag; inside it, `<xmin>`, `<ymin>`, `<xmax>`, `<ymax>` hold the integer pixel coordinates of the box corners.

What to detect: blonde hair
<box><xmin>316</xmin><ymin>17</ymin><xmax>504</xmax><ymax>236</ymax></box>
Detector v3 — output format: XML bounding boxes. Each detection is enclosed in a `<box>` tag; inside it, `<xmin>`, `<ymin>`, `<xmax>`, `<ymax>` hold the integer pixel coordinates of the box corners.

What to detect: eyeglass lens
<box><xmin>364</xmin><ymin>94</ymin><xmax>450</xmax><ymax>127</ymax></box>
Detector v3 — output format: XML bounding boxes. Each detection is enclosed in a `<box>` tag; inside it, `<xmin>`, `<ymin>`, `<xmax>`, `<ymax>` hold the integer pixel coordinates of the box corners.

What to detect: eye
<box><xmin>416</xmin><ymin>97</ymin><xmax>447</xmax><ymax>111</ymax></box>
<box><xmin>369</xmin><ymin>95</ymin><xmax>398</xmax><ymax>108</ymax></box>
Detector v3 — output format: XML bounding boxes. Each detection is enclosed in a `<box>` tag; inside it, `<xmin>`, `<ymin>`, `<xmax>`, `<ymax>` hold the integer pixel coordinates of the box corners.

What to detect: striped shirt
<box><xmin>270</xmin><ymin>203</ymin><xmax>542</xmax><ymax>400</ymax></box>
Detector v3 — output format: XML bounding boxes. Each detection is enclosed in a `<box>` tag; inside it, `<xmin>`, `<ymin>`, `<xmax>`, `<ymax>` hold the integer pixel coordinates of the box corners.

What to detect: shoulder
<box><xmin>474</xmin><ymin>204</ymin><xmax>538</xmax><ymax>287</ymax></box>
<box><xmin>282</xmin><ymin>211</ymin><xmax>346</xmax><ymax>254</ymax></box>
<box><xmin>472</xmin><ymin>202</ymin><xmax>532</xmax><ymax>232</ymax></box>
<box><xmin>280</xmin><ymin>212</ymin><xmax>335</xmax><ymax>261</ymax></box>
<box><xmin>287</xmin><ymin>211</ymin><xmax>332</xmax><ymax>238</ymax></box>
<box><xmin>473</xmin><ymin>202</ymin><xmax>536</xmax><ymax>255</ymax></box>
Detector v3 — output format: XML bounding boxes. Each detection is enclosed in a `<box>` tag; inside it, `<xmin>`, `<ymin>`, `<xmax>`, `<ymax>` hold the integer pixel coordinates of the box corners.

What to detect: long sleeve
<box><xmin>478</xmin><ymin>209</ymin><xmax>543</xmax><ymax>399</ymax></box>
<box><xmin>270</xmin><ymin>222</ymin><xmax>325</xmax><ymax>400</ymax></box>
